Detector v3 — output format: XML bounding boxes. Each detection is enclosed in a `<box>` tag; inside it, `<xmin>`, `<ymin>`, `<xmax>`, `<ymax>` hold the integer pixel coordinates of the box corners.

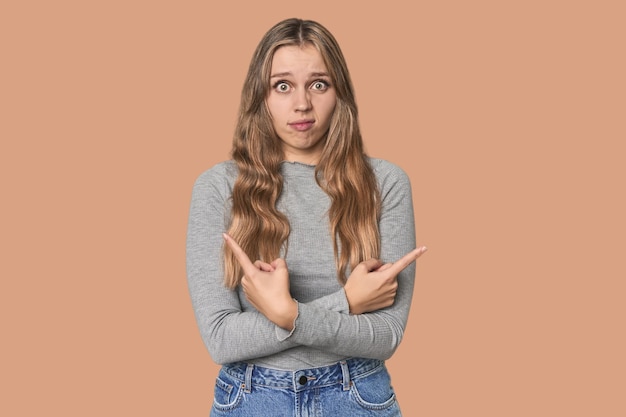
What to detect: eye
<box><xmin>311</xmin><ymin>80</ymin><xmax>330</xmax><ymax>91</ymax></box>
<box><xmin>273</xmin><ymin>81</ymin><xmax>291</xmax><ymax>93</ymax></box>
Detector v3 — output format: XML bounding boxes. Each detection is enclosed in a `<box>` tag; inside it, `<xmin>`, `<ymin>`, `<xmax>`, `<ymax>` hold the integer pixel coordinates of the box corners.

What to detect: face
<box><xmin>266</xmin><ymin>44</ymin><xmax>337</xmax><ymax>164</ymax></box>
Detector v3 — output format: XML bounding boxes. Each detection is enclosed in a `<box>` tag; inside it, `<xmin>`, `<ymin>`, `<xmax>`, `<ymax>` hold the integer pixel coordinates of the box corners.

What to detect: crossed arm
<box><xmin>223</xmin><ymin>233</ymin><xmax>426</xmax><ymax>331</ymax></box>
<box><xmin>186</xmin><ymin>161</ymin><xmax>425</xmax><ymax>364</ymax></box>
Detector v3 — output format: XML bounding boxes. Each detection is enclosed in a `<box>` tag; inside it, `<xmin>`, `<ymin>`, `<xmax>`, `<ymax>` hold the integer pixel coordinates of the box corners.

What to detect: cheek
<box><xmin>267</xmin><ymin>99</ymin><xmax>288</xmax><ymax>122</ymax></box>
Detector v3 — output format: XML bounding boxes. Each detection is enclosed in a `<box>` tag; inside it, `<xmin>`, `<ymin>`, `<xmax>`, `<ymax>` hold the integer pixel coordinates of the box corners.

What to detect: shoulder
<box><xmin>193</xmin><ymin>160</ymin><xmax>237</xmax><ymax>185</ymax></box>
<box><xmin>368</xmin><ymin>158</ymin><xmax>412</xmax><ymax>194</ymax></box>
<box><xmin>191</xmin><ymin>160</ymin><xmax>238</xmax><ymax>199</ymax></box>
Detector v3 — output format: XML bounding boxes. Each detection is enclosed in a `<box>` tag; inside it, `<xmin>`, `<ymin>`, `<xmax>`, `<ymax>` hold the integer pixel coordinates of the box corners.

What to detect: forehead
<box><xmin>270</xmin><ymin>44</ymin><xmax>328</xmax><ymax>74</ymax></box>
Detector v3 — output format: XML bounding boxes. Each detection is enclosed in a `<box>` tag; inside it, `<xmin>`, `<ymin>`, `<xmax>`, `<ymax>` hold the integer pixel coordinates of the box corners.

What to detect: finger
<box><xmin>254</xmin><ymin>260</ymin><xmax>275</xmax><ymax>272</ymax></box>
<box><xmin>223</xmin><ymin>233</ymin><xmax>257</xmax><ymax>274</ymax></box>
<box><xmin>357</xmin><ymin>258</ymin><xmax>383</xmax><ymax>272</ymax></box>
<box><xmin>374</xmin><ymin>263</ymin><xmax>393</xmax><ymax>272</ymax></box>
<box><xmin>383</xmin><ymin>246</ymin><xmax>428</xmax><ymax>277</ymax></box>
<box><xmin>270</xmin><ymin>258</ymin><xmax>287</xmax><ymax>270</ymax></box>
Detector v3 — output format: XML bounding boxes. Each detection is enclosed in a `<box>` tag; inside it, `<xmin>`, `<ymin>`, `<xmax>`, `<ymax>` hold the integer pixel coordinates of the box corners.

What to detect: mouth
<box><xmin>288</xmin><ymin>119</ymin><xmax>315</xmax><ymax>132</ymax></box>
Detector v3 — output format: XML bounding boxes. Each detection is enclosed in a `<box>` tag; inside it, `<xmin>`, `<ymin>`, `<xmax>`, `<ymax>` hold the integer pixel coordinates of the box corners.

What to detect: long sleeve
<box><xmin>186</xmin><ymin>162</ymin><xmax>298</xmax><ymax>364</ymax></box>
<box><xmin>276</xmin><ymin>160</ymin><xmax>417</xmax><ymax>360</ymax></box>
<box><xmin>187</xmin><ymin>159</ymin><xmax>418</xmax><ymax>369</ymax></box>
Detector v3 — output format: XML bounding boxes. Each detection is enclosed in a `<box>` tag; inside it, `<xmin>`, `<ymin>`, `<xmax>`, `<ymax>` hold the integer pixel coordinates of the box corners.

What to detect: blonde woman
<box><xmin>187</xmin><ymin>18</ymin><xmax>427</xmax><ymax>416</ymax></box>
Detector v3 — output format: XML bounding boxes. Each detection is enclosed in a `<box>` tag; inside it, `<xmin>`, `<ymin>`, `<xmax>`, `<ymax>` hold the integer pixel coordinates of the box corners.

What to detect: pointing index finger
<box><xmin>385</xmin><ymin>246</ymin><xmax>428</xmax><ymax>277</ymax></box>
<box><xmin>223</xmin><ymin>233</ymin><xmax>256</xmax><ymax>274</ymax></box>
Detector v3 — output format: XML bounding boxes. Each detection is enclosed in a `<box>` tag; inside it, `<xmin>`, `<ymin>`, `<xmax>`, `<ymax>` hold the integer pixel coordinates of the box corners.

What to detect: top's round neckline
<box><xmin>281</xmin><ymin>160</ymin><xmax>317</xmax><ymax>168</ymax></box>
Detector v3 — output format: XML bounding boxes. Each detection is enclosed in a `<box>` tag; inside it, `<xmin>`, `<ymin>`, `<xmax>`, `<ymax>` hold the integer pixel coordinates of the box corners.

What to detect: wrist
<box><xmin>344</xmin><ymin>285</ymin><xmax>364</xmax><ymax>315</ymax></box>
<box><xmin>272</xmin><ymin>298</ymin><xmax>298</xmax><ymax>330</ymax></box>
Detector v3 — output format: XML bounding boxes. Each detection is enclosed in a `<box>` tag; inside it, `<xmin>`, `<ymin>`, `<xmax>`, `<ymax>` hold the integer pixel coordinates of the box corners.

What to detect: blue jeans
<box><xmin>210</xmin><ymin>358</ymin><xmax>402</xmax><ymax>416</ymax></box>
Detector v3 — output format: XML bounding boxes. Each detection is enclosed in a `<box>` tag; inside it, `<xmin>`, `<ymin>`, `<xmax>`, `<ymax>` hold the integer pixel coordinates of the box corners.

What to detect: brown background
<box><xmin>1</xmin><ymin>0</ymin><xmax>624</xmax><ymax>416</ymax></box>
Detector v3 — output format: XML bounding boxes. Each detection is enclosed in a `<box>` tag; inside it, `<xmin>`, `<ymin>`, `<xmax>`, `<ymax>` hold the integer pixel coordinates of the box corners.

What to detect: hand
<box><xmin>344</xmin><ymin>246</ymin><xmax>427</xmax><ymax>314</ymax></box>
<box><xmin>222</xmin><ymin>233</ymin><xmax>298</xmax><ymax>330</ymax></box>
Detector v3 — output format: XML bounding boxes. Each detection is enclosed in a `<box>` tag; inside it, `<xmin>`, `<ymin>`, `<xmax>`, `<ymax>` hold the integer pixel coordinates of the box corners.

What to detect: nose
<box><xmin>294</xmin><ymin>89</ymin><xmax>312</xmax><ymax>112</ymax></box>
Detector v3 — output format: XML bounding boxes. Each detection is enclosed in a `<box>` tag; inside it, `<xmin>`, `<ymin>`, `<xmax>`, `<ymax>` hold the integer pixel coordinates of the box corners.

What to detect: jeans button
<box><xmin>298</xmin><ymin>375</ymin><xmax>307</xmax><ymax>385</ymax></box>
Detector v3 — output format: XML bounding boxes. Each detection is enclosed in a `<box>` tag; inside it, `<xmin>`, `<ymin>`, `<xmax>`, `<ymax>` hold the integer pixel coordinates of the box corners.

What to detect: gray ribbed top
<box><xmin>186</xmin><ymin>158</ymin><xmax>416</xmax><ymax>370</ymax></box>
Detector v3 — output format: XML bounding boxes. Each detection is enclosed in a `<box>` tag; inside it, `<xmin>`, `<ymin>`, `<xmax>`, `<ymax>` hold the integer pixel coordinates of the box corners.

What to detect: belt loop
<box><xmin>340</xmin><ymin>360</ymin><xmax>351</xmax><ymax>391</ymax></box>
<box><xmin>243</xmin><ymin>363</ymin><xmax>254</xmax><ymax>393</ymax></box>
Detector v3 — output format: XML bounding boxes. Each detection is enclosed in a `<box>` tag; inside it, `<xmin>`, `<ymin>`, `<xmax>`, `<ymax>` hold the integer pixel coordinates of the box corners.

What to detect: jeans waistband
<box><xmin>222</xmin><ymin>358</ymin><xmax>384</xmax><ymax>393</ymax></box>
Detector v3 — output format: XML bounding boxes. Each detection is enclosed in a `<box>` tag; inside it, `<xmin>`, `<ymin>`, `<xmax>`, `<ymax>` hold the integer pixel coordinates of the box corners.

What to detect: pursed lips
<box><xmin>288</xmin><ymin>119</ymin><xmax>315</xmax><ymax>131</ymax></box>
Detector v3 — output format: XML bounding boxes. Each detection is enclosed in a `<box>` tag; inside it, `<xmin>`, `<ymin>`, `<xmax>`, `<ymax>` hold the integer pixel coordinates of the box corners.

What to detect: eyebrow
<box><xmin>270</xmin><ymin>71</ymin><xmax>330</xmax><ymax>79</ymax></box>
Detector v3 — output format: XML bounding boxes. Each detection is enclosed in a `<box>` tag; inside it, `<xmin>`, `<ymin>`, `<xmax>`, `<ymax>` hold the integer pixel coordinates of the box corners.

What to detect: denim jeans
<box><xmin>210</xmin><ymin>358</ymin><xmax>402</xmax><ymax>416</ymax></box>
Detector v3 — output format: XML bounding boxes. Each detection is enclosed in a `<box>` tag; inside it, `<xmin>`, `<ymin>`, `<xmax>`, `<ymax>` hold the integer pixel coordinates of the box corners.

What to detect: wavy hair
<box><xmin>224</xmin><ymin>18</ymin><xmax>381</xmax><ymax>288</ymax></box>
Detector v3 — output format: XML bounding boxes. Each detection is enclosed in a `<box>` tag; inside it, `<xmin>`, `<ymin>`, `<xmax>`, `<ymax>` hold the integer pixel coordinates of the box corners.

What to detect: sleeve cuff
<box><xmin>275</xmin><ymin>299</ymin><xmax>299</xmax><ymax>341</ymax></box>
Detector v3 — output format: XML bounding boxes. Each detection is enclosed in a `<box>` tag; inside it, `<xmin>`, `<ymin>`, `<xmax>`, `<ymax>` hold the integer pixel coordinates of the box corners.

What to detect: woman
<box><xmin>187</xmin><ymin>18</ymin><xmax>426</xmax><ymax>416</ymax></box>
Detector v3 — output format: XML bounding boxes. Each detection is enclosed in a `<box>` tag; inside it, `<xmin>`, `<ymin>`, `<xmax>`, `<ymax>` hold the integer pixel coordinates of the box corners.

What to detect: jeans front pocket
<box><xmin>350</xmin><ymin>366</ymin><xmax>398</xmax><ymax>411</ymax></box>
<box><xmin>212</xmin><ymin>371</ymin><xmax>244</xmax><ymax>412</ymax></box>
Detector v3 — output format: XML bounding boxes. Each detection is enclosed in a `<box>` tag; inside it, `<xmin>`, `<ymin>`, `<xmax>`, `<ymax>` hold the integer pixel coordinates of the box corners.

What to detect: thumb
<box><xmin>270</xmin><ymin>258</ymin><xmax>288</xmax><ymax>269</ymax></box>
<box><xmin>254</xmin><ymin>260</ymin><xmax>275</xmax><ymax>272</ymax></box>
<box><xmin>359</xmin><ymin>258</ymin><xmax>383</xmax><ymax>272</ymax></box>
<box><xmin>374</xmin><ymin>263</ymin><xmax>393</xmax><ymax>272</ymax></box>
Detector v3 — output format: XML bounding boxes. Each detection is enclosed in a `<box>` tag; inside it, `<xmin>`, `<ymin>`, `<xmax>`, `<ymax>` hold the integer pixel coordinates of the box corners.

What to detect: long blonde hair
<box><xmin>224</xmin><ymin>18</ymin><xmax>381</xmax><ymax>288</ymax></box>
